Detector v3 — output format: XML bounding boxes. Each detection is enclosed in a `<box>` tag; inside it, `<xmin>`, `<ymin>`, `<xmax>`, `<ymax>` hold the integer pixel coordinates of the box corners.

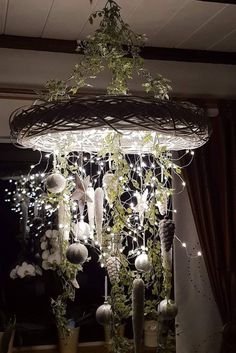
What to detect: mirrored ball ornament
<box><xmin>46</xmin><ymin>173</ymin><xmax>66</xmax><ymax>193</ymax></box>
<box><xmin>158</xmin><ymin>299</ymin><xmax>178</xmax><ymax>320</ymax></box>
<box><xmin>66</xmin><ymin>243</ymin><xmax>88</xmax><ymax>265</ymax></box>
<box><xmin>96</xmin><ymin>302</ymin><xmax>112</xmax><ymax>326</ymax></box>
<box><xmin>135</xmin><ymin>252</ymin><xmax>151</xmax><ymax>272</ymax></box>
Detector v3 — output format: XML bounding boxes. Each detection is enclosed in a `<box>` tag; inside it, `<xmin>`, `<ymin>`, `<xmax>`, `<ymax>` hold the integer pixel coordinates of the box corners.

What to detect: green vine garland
<box><xmin>44</xmin><ymin>0</ymin><xmax>171</xmax><ymax>101</ymax></box>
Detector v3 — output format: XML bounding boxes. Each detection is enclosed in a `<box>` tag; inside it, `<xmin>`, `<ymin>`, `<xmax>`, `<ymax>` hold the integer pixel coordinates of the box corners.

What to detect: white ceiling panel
<box><xmin>0</xmin><ymin>0</ymin><xmax>235</xmax><ymax>52</ymax></box>
<box><xmin>78</xmin><ymin>0</ymin><xmax>142</xmax><ymax>39</ymax></box>
<box><xmin>0</xmin><ymin>0</ymin><xmax>8</xmax><ymax>34</ymax></box>
<box><xmin>210</xmin><ymin>29</ymin><xmax>236</xmax><ymax>52</ymax></box>
<box><xmin>5</xmin><ymin>0</ymin><xmax>54</xmax><ymax>37</ymax></box>
<box><xmin>178</xmin><ymin>5</ymin><xmax>236</xmax><ymax>50</ymax></box>
<box><xmin>148</xmin><ymin>1</ymin><xmax>225</xmax><ymax>47</ymax></box>
<box><xmin>117</xmin><ymin>0</ymin><xmax>143</xmax><ymax>22</ymax></box>
<box><xmin>80</xmin><ymin>0</ymin><xmax>192</xmax><ymax>43</ymax></box>
<box><xmin>125</xmin><ymin>0</ymin><xmax>191</xmax><ymax>42</ymax></box>
<box><xmin>42</xmin><ymin>0</ymin><xmax>103</xmax><ymax>40</ymax></box>
<box><xmin>76</xmin><ymin>0</ymin><xmax>107</xmax><ymax>40</ymax></box>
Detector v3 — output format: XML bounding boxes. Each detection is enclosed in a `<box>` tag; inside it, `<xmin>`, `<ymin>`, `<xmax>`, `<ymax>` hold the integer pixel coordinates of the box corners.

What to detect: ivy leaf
<box><xmin>132</xmin><ymin>179</ymin><xmax>139</xmax><ymax>189</ymax></box>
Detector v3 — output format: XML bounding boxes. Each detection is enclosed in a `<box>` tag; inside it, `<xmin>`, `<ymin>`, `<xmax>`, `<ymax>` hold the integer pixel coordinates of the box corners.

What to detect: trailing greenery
<box><xmin>97</xmin><ymin>132</ymin><xmax>179</xmax><ymax>352</ymax></box>
<box><xmin>50</xmin><ymin>241</ymin><xmax>82</xmax><ymax>337</ymax></box>
<box><xmin>107</xmin><ymin>254</ymin><xmax>133</xmax><ymax>353</ymax></box>
<box><xmin>43</xmin><ymin>156</ymin><xmax>85</xmax><ymax>338</ymax></box>
<box><xmin>111</xmin><ymin>332</ymin><xmax>132</xmax><ymax>353</ymax></box>
<box><xmin>44</xmin><ymin>0</ymin><xmax>171</xmax><ymax>101</ymax></box>
<box><xmin>142</xmin><ymin>239</ymin><xmax>162</xmax><ymax>320</ymax></box>
<box><xmin>51</xmin><ymin>280</ymin><xmax>74</xmax><ymax>338</ymax></box>
<box><xmin>50</xmin><ymin>238</ymin><xmax>83</xmax><ymax>337</ymax></box>
<box><xmin>108</xmin><ymin>255</ymin><xmax>133</xmax><ymax>322</ymax></box>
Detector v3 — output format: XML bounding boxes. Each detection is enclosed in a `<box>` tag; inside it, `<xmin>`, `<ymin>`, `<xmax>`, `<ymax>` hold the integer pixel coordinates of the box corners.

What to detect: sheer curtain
<box><xmin>181</xmin><ymin>101</ymin><xmax>236</xmax><ymax>353</ymax></box>
<box><xmin>173</xmin><ymin>179</ymin><xmax>222</xmax><ymax>353</ymax></box>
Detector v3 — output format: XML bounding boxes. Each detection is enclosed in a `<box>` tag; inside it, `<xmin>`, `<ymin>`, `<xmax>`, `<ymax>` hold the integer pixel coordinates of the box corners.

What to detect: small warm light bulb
<box><xmin>182</xmin><ymin>242</ymin><xmax>187</xmax><ymax>248</ymax></box>
<box><xmin>182</xmin><ymin>181</ymin><xmax>186</xmax><ymax>187</ymax></box>
<box><xmin>197</xmin><ymin>251</ymin><xmax>202</xmax><ymax>257</ymax></box>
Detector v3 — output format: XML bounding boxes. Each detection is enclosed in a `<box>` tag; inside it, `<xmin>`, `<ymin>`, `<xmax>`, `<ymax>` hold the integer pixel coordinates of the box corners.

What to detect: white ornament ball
<box><xmin>46</xmin><ymin>173</ymin><xmax>66</xmax><ymax>193</ymax></box>
<box><xmin>66</xmin><ymin>243</ymin><xmax>88</xmax><ymax>265</ymax></box>
<box><xmin>158</xmin><ymin>299</ymin><xmax>178</xmax><ymax>320</ymax></box>
<box><xmin>135</xmin><ymin>252</ymin><xmax>151</xmax><ymax>272</ymax></box>
<box><xmin>75</xmin><ymin>221</ymin><xmax>91</xmax><ymax>240</ymax></box>
<box><xmin>96</xmin><ymin>302</ymin><xmax>112</xmax><ymax>326</ymax></box>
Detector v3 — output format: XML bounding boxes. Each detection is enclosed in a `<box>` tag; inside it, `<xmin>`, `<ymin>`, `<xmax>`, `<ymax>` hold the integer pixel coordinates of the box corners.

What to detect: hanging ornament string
<box><xmin>175</xmin><ymin>234</ymin><xmax>202</xmax><ymax>259</ymax></box>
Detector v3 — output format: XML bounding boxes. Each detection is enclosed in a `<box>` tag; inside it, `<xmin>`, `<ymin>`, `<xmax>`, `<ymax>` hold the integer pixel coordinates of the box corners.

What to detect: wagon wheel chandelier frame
<box><xmin>9</xmin><ymin>0</ymin><xmax>211</xmax><ymax>153</ymax></box>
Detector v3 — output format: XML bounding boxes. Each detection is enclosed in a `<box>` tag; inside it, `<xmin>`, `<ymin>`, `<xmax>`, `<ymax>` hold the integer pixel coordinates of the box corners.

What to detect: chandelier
<box><xmin>9</xmin><ymin>0</ymin><xmax>210</xmax><ymax>153</ymax></box>
<box><xmin>8</xmin><ymin>1</ymin><xmax>210</xmax><ymax>352</ymax></box>
<box><xmin>10</xmin><ymin>95</ymin><xmax>209</xmax><ymax>153</ymax></box>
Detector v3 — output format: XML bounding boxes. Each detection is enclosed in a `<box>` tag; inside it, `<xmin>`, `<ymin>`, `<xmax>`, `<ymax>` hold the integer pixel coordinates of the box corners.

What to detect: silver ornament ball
<box><xmin>158</xmin><ymin>299</ymin><xmax>178</xmax><ymax>320</ymax></box>
<box><xmin>135</xmin><ymin>252</ymin><xmax>151</xmax><ymax>272</ymax></box>
<box><xmin>46</xmin><ymin>173</ymin><xmax>66</xmax><ymax>193</ymax></box>
<box><xmin>66</xmin><ymin>243</ymin><xmax>88</xmax><ymax>265</ymax></box>
<box><xmin>96</xmin><ymin>302</ymin><xmax>112</xmax><ymax>325</ymax></box>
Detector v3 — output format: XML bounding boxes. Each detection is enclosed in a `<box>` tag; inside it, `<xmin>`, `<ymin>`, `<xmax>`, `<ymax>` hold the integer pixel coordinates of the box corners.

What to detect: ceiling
<box><xmin>1</xmin><ymin>0</ymin><xmax>236</xmax><ymax>51</ymax></box>
<box><xmin>0</xmin><ymin>0</ymin><xmax>236</xmax><ymax>140</ymax></box>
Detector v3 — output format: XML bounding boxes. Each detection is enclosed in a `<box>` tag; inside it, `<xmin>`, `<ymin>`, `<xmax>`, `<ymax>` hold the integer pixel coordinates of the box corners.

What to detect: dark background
<box><xmin>0</xmin><ymin>144</ymin><xmax>109</xmax><ymax>346</ymax></box>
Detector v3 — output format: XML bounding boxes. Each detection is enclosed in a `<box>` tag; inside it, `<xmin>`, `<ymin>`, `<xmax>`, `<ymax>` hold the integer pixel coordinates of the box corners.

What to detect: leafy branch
<box><xmin>44</xmin><ymin>0</ymin><xmax>171</xmax><ymax>100</ymax></box>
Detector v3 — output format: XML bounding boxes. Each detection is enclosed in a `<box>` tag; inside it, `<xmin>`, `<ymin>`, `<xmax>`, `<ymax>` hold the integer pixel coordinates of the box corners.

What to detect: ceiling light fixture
<box><xmin>9</xmin><ymin>0</ymin><xmax>211</xmax><ymax>152</ymax></box>
<box><xmin>10</xmin><ymin>95</ymin><xmax>209</xmax><ymax>153</ymax></box>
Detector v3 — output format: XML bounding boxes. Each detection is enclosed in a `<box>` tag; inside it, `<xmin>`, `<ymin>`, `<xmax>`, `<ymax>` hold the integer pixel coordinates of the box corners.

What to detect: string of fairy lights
<box><xmin>5</xmin><ymin>148</ymin><xmax>202</xmax><ymax>262</ymax></box>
